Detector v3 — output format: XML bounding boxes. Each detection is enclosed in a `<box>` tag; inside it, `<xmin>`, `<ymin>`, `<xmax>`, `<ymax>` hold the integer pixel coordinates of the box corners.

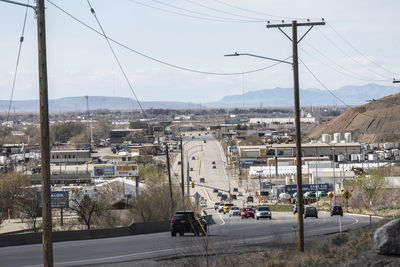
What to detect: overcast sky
<box><xmin>0</xmin><ymin>0</ymin><xmax>399</xmax><ymax>104</ymax></box>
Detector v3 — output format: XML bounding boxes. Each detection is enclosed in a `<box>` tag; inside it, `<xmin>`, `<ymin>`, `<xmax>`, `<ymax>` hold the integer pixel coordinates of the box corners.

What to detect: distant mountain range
<box><xmin>0</xmin><ymin>83</ymin><xmax>398</xmax><ymax>112</ymax></box>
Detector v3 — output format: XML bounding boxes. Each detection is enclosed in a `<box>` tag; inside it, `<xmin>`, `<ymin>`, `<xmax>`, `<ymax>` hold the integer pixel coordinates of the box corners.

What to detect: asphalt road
<box><xmin>0</xmin><ymin>211</ymin><xmax>380</xmax><ymax>266</ymax></box>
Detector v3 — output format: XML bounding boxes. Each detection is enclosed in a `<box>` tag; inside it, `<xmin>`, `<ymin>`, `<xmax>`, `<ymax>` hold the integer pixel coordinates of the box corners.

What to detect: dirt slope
<box><xmin>309</xmin><ymin>93</ymin><xmax>400</xmax><ymax>143</ymax></box>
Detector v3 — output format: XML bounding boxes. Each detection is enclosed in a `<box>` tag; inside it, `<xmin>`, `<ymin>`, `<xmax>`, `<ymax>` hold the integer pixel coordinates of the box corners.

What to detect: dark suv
<box><xmin>304</xmin><ymin>207</ymin><xmax>318</xmax><ymax>218</ymax></box>
<box><xmin>170</xmin><ymin>210</ymin><xmax>207</xmax><ymax>236</ymax></box>
<box><xmin>330</xmin><ymin>205</ymin><xmax>343</xmax><ymax>216</ymax></box>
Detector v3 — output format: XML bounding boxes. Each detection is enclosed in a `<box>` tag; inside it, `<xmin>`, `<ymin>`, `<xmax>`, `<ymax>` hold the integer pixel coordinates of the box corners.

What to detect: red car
<box><xmin>241</xmin><ymin>207</ymin><xmax>255</xmax><ymax>219</ymax></box>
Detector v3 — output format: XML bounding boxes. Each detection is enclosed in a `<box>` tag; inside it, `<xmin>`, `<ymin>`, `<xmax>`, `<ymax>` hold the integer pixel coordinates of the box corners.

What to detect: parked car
<box><xmin>247</xmin><ymin>196</ymin><xmax>254</xmax><ymax>203</ymax></box>
<box><xmin>188</xmin><ymin>176</ymin><xmax>192</xmax><ymax>181</ymax></box>
<box><xmin>223</xmin><ymin>203</ymin><xmax>234</xmax><ymax>214</ymax></box>
<box><xmin>233</xmin><ymin>187</ymin><xmax>238</xmax><ymax>192</ymax></box>
<box><xmin>190</xmin><ymin>167</ymin><xmax>193</xmax><ymax>171</ymax></box>
<box><xmin>232</xmin><ymin>194</ymin><xmax>237</xmax><ymax>200</ymax></box>
<box><xmin>217</xmin><ymin>192</ymin><xmax>222</xmax><ymax>197</ymax></box>
<box><xmin>200</xmin><ymin>201</ymin><xmax>207</xmax><ymax>207</ymax></box>
<box><xmin>229</xmin><ymin>206</ymin><xmax>240</xmax><ymax>217</ymax></box>
<box><xmin>304</xmin><ymin>206</ymin><xmax>318</xmax><ymax>218</ymax></box>
<box><xmin>221</xmin><ymin>194</ymin><xmax>228</xmax><ymax>201</ymax></box>
<box><xmin>256</xmin><ymin>206</ymin><xmax>272</xmax><ymax>220</ymax></box>
<box><xmin>200</xmin><ymin>177</ymin><xmax>205</xmax><ymax>183</ymax></box>
<box><xmin>241</xmin><ymin>207</ymin><xmax>255</xmax><ymax>219</ymax></box>
<box><xmin>238</xmin><ymin>192</ymin><xmax>243</xmax><ymax>196</ymax></box>
<box><xmin>212</xmin><ymin>161</ymin><xmax>216</xmax><ymax>164</ymax></box>
<box><xmin>213</xmin><ymin>188</ymin><xmax>219</xmax><ymax>193</ymax></box>
<box><xmin>192</xmin><ymin>156</ymin><xmax>196</xmax><ymax>160</ymax></box>
<box><xmin>170</xmin><ymin>210</ymin><xmax>207</xmax><ymax>236</ymax></box>
<box><xmin>330</xmin><ymin>205</ymin><xmax>343</xmax><ymax>216</ymax></box>
<box><xmin>213</xmin><ymin>165</ymin><xmax>216</xmax><ymax>169</ymax></box>
<box><xmin>204</xmin><ymin>140</ymin><xmax>206</xmax><ymax>143</ymax></box>
<box><xmin>214</xmin><ymin>202</ymin><xmax>220</xmax><ymax>210</ymax></box>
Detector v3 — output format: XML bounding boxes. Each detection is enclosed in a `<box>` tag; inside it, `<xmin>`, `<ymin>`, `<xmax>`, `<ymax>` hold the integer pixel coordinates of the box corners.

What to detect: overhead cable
<box><xmin>299</xmin><ymin>57</ymin><xmax>375</xmax><ymax>119</ymax></box>
<box><xmin>85</xmin><ymin>0</ymin><xmax>150</xmax><ymax>123</ymax></box>
<box><xmin>327</xmin><ymin>22</ymin><xmax>399</xmax><ymax>77</ymax></box>
<box><xmin>316</xmin><ymin>27</ymin><xmax>390</xmax><ymax>80</ymax></box>
<box><xmin>47</xmin><ymin>0</ymin><xmax>289</xmax><ymax>76</ymax></box>
<box><xmin>6</xmin><ymin>0</ymin><xmax>30</xmax><ymax>124</ymax></box>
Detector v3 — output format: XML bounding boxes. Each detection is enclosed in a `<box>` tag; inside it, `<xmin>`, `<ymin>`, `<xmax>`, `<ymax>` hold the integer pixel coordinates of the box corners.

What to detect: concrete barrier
<box><xmin>0</xmin><ymin>220</ymin><xmax>170</xmax><ymax>247</ymax></box>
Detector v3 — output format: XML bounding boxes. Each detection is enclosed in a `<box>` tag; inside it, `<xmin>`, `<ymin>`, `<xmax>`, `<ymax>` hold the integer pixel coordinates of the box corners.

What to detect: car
<box><xmin>221</xmin><ymin>194</ymin><xmax>228</xmax><ymax>201</ymax></box>
<box><xmin>213</xmin><ymin>188</ymin><xmax>219</xmax><ymax>193</ymax></box>
<box><xmin>170</xmin><ymin>210</ymin><xmax>207</xmax><ymax>236</ymax></box>
<box><xmin>200</xmin><ymin>201</ymin><xmax>207</xmax><ymax>207</ymax></box>
<box><xmin>204</xmin><ymin>140</ymin><xmax>206</xmax><ymax>143</ymax></box>
<box><xmin>304</xmin><ymin>206</ymin><xmax>318</xmax><ymax>218</ymax></box>
<box><xmin>178</xmin><ymin>161</ymin><xmax>181</xmax><ymax>165</ymax></box>
<box><xmin>232</xmin><ymin>194</ymin><xmax>237</xmax><ymax>200</ymax></box>
<box><xmin>238</xmin><ymin>192</ymin><xmax>243</xmax><ymax>196</ymax></box>
<box><xmin>223</xmin><ymin>203</ymin><xmax>234</xmax><ymax>214</ymax></box>
<box><xmin>192</xmin><ymin>136</ymin><xmax>195</xmax><ymax>139</ymax></box>
<box><xmin>330</xmin><ymin>205</ymin><xmax>343</xmax><ymax>216</ymax></box>
<box><xmin>241</xmin><ymin>207</ymin><xmax>255</xmax><ymax>219</ymax></box>
<box><xmin>218</xmin><ymin>203</ymin><xmax>225</xmax><ymax>213</ymax></box>
<box><xmin>247</xmin><ymin>196</ymin><xmax>254</xmax><ymax>203</ymax></box>
<box><xmin>233</xmin><ymin>188</ymin><xmax>238</xmax><ymax>192</ymax></box>
<box><xmin>256</xmin><ymin>206</ymin><xmax>272</xmax><ymax>220</ymax></box>
<box><xmin>217</xmin><ymin>192</ymin><xmax>222</xmax><ymax>197</ymax></box>
<box><xmin>212</xmin><ymin>161</ymin><xmax>216</xmax><ymax>164</ymax></box>
<box><xmin>213</xmin><ymin>165</ymin><xmax>216</xmax><ymax>169</ymax></box>
<box><xmin>188</xmin><ymin>176</ymin><xmax>192</xmax><ymax>181</ymax></box>
<box><xmin>190</xmin><ymin>167</ymin><xmax>193</xmax><ymax>171</ymax></box>
<box><xmin>192</xmin><ymin>156</ymin><xmax>196</xmax><ymax>160</ymax></box>
<box><xmin>198</xmin><ymin>133</ymin><xmax>201</xmax><ymax>136</ymax></box>
<box><xmin>214</xmin><ymin>202</ymin><xmax>220</xmax><ymax>210</ymax></box>
<box><xmin>229</xmin><ymin>206</ymin><xmax>240</xmax><ymax>217</ymax></box>
<box><xmin>200</xmin><ymin>178</ymin><xmax>205</xmax><ymax>183</ymax></box>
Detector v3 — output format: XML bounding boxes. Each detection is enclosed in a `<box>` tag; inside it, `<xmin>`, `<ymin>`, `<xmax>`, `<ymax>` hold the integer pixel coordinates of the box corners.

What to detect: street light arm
<box><xmin>224</xmin><ymin>52</ymin><xmax>292</xmax><ymax>65</ymax></box>
<box><xmin>0</xmin><ymin>0</ymin><xmax>36</xmax><ymax>10</ymax></box>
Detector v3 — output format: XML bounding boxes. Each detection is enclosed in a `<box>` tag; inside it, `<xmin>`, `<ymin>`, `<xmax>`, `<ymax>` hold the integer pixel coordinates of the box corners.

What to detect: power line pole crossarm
<box><xmin>266</xmin><ymin>19</ymin><xmax>325</xmax><ymax>253</ymax></box>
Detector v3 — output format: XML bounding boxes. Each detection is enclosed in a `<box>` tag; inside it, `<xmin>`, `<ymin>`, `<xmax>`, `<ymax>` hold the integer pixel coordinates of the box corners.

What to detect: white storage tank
<box><xmin>383</xmin><ymin>143</ymin><xmax>394</xmax><ymax>150</ymax></box>
<box><xmin>393</xmin><ymin>149</ymin><xmax>399</xmax><ymax>157</ymax></box>
<box><xmin>384</xmin><ymin>151</ymin><xmax>392</xmax><ymax>159</ymax></box>
<box><xmin>321</xmin><ymin>134</ymin><xmax>331</xmax><ymax>143</ymax></box>
<box><xmin>337</xmin><ymin>155</ymin><xmax>345</xmax><ymax>162</ymax></box>
<box><xmin>344</xmin><ymin>132</ymin><xmax>352</xmax><ymax>143</ymax></box>
<box><xmin>351</xmin><ymin>154</ymin><xmax>360</xmax><ymax>161</ymax></box>
<box><xmin>333</xmin><ymin>133</ymin><xmax>341</xmax><ymax>143</ymax></box>
<box><xmin>368</xmin><ymin>154</ymin><xmax>377</xmax><ymax>161</ymax></box>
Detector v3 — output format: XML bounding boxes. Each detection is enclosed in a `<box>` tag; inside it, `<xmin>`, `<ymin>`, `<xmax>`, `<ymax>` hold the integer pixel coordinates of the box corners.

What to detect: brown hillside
<box><xmin>309</xmin><ymin>92</ymin><xmax>400</xmax><ymax>143</ymax></box>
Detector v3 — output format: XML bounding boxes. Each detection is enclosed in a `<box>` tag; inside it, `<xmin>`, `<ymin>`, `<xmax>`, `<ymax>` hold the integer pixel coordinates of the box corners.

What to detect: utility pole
<box><xmin>37</xmin><ymin>0</ymin><xmax>54</xmax><ymax>265</ymax></box>
<box><xmin>393</xmin><ymin>79</ymin><xmax>400</xmax><ymax>84</ymax></box>
<box><xmin>165</xmin><ymin>145</ymin><xmax>174</xmax><ymax>210</ymax></box>
<box><xmin>267</xmin><ymin>20</ymin><xmax>325</xmax><ymax>252</ymax></box>
<box><xmin>85</xmin><ymin>96</ymin><xmax>93</xmax><ymax>148</ymax></box>
<box><xmin>180</xmin><ymin>137</ymin><xmax>184</xmax><ymax>205</ymax></box>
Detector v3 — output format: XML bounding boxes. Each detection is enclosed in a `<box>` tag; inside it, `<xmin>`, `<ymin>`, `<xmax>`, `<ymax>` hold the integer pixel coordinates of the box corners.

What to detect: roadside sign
<box><xmin>328</xmin><ymin>192</ymin><xmax>334</xmax><ymax>199</ymax></box>
<box><xmin>343</xmin><ymin>191</ymin><xmax>352</xmax><ymax>200</ymax></box>
<box><xmin>193</xmin><ymin>192</ymin><xmax>201</xmax><ymax>201</ymax></box>
<box><xmin>37</xmin><ymin>191</ymin><xmax>69</xmax><ymax>209</ymax></box>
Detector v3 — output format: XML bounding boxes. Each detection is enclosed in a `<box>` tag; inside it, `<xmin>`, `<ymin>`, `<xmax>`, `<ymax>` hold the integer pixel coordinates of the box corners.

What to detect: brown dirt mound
<box><xmin>309</xmin><ymin>93</ymin><xmax>400</xmax><ymax>143</ymax></box>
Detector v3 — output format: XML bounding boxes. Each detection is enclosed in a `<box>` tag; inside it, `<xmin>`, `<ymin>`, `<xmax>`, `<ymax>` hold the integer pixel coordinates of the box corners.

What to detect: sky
<box><xmin>0</xmin><ymin>0</ymin><xmax>399</xmax><ymax>104</ymax></box>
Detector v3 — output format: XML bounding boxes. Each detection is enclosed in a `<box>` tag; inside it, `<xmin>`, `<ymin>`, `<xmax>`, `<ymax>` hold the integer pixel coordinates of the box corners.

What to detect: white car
<box><xmin>200</xmin><ymin>201</ymin><xmax>207</xmax><ymax>207</ymax></box>
<box><xmin>256</xmin><ymin>206</ymin><xmax>272</xmax><ymax>220</ymax></box>
<box><xmin>218</xmin><ymin>203</ymin><xmax>225</xmax><ymax>213</ymax></box>
<box><xmin>229</xmin><ymin>206</ymin><xmax>240</xmax><ymax>217</ymax></box>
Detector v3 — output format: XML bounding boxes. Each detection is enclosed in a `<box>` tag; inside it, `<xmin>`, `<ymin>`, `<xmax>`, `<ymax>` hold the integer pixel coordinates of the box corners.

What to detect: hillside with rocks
<box><xmin>309</xmin><ymin>92</ymin><xmax>400</xmax><ymax>143</ymax></box>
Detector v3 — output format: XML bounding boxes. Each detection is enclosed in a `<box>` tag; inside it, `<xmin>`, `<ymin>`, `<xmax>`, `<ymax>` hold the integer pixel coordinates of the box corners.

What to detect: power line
<box><xmin>85</xmin><ymin>0</ymin><xmax>150</xmax><ymax>125</ymax></box>
<box><xmin>299</xmin><ymin>57</ymin><xmax>375</xmax><ymax>119</ymax></box>
<box><xmin>127</xmin><ymin>0</ymin><xmax>261</xmax><ymax>23</ymax></box>
<box><xmin>182</xmin><ymin>0</ymin><xmax>267</xmax><ymax>21</ymax></box>
<box><xmin>316</xmin><ymin>27</ymin><xmax>390</xmax><ymax>80</ymax></box>
<box><xmin>300</xmin><ymin>44</ymin><xmax>390</xmax><ymax>82</ymax></box>
<box><xmin>47</xmin><ymin>0</ymin><xmax>289</xmax><ymax>76</ymax></box>
<box><xmin>6</xmin><ymin>0</ymin><xmax>29</xmax><ymax>124</ymax></box>
<box><xmin>212</xmin><ymin>0</ymin><xmax>315</xmax><ymax>20</ymax></box>
<box><xmin>327</xmin><ymin>22</ymin><xmax>399</xmax><ymax>77</ymax></box>
<box><xmin>150</xmin><ymin>0</ymin><xmax>263</xmax><ymax>23</ymax></box>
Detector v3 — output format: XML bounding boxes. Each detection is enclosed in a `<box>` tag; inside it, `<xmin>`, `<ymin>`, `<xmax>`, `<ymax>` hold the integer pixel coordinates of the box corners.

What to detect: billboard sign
<box><xmin>93</xmin><ymin>165</ymin><xmax>115</xmax><ymax>177</ymax></box>
<box><xmin>285</xmin><ymin>183</ymin><xmax>330</xmax><ymax>194</ymax></box>
<box><xmin>37</xmin><ymin>191</ymin><xmax>69</xmax><ymax>208</ymax></box>
<box><xmin>115</xmin><ymin>164</ymin><xmax>138</xmax><ymax>177</ymax></box>
<box><xmin>259</xmin><ymin>148</ymin><xmax>276</xmax><ymax>157</ymax></box>
<box><xmin>276</xmin><ymin>148</ymin><xmax>293</xmax><ymax>157</ymax></box>
<box><xmin>153</xmin><ymin>126</ymin><xmax>164</xmax><ymax>137</ymax></box>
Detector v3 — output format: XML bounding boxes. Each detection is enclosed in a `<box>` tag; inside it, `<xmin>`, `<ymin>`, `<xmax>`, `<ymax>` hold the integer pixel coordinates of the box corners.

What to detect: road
<box><xmin>0</xmin><ymin>212</ymin><xmax>380</xmax><ymax>266</ymax></box>
<box><xmin>0</xmin><ymin>131</ymin><xmax>383</xmax><ymax>266</ymax></box>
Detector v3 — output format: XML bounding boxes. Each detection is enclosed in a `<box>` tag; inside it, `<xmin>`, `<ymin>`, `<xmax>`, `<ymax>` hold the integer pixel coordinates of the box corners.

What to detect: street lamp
<box><xmin>224</xmin><ymin>52</ymin><xmax>292</xmax><ymax>65</ymax></box>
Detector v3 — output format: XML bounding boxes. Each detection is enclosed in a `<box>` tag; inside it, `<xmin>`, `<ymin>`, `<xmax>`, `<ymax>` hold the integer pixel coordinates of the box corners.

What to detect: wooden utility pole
<box><xmin>267</xmin><ymin>20</ymin><xmax>325</xmax><ymax>252</ymax></box>
<box><xmin>180</xmin><ymin>137</ymin><xmax>184</xmax><ymax>205</ymax></box>
<box><xmin>165</xmin><ymin>145</ymin><xmax>174</xmax><ymax>210</ymax></box>
<box><xmin>37</xmin><ymin>0</ymin><xmax>53</xmax><ymax>265</ymax></box>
